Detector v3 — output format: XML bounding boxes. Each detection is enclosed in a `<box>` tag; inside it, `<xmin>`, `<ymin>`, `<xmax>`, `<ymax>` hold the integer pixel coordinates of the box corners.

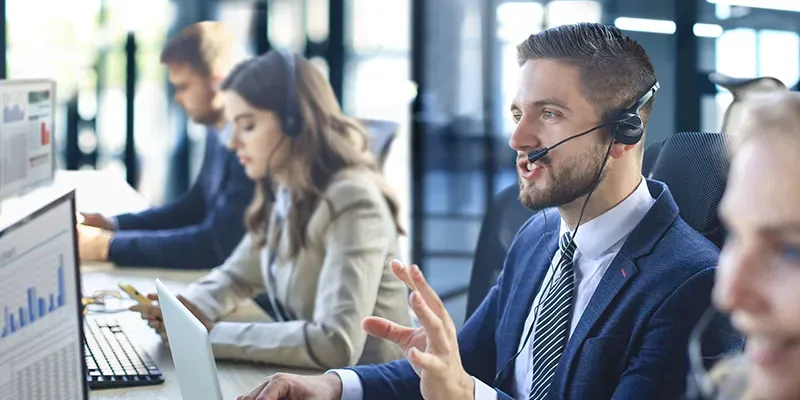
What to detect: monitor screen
<box><xmin>0</xmin><ymin>79</ymin><xmax>56</xmax><ymax>200</ymax></box>
<box><xmin>0</xmin><ymin>190</ymin><xmax>86</xmax><ymax>399</ymax></box>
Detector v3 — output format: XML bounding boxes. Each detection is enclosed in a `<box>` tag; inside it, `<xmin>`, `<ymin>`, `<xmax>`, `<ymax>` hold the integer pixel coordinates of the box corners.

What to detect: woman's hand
<box><xmin>129</xmin><ymin>294</ymin><xmax>215</xmax><ymax>341</ymax></box>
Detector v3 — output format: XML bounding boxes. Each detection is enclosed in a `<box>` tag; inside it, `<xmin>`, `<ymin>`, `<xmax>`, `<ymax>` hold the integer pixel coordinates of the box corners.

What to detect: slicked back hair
<box><xmin>517</xmin><ymin>23</ymin><xmax>657</xmax><ymax>129</ymax></box>
<box><xmin>160</xmin><ymin>21</ymin><xmax>243</xmax><ymax>77</ymax></box>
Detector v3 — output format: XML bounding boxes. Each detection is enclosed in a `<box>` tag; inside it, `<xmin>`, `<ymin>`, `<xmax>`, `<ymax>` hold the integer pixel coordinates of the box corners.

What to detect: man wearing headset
<box><xmin>77</xmin><ymin>22</ymin><xmax>254</xmax><ymax>269</ymax></box>
<box><xmin>238</xmin><ymin>23</ymin><xmax>743</xmax><ymax>400</ymax></box>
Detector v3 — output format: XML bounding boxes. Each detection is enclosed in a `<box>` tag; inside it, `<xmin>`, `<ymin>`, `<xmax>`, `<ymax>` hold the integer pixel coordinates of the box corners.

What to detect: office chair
<box><xmin>642</xmin><ymin>140</ymin><xmax>663</xmax><ymax>178</ymax></box>
<box><xmin>465</xmin><ymin>183</ymin><xmax>534</xmax><ymax>318</ymax></box>
<box><xmin>648</xmin><ymin>132</ymin><xmax>730</xmax><ymax>248</ymax></box>
<box><xmin>358</xmin><ymin>118</ymin><xmax>400</xmax><ymax>167</ymax></box>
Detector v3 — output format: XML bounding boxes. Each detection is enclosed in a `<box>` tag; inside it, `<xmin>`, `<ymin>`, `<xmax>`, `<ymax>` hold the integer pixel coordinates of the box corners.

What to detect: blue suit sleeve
<box><xmin>108</xmin><ymin>154</ymin><xmax>254</xmax><ymax>269</ymax></box>
<box><xmin>611</xmin><ymin>266</ymin><xmax>744</xmax><ymax>400</ymax></box>
<box><xmin>114</xmin><ymin>179</ymin><xmax>205</xmax><ymax>231</ymax></box>
<box><xmin>351</xmin><ymin>265</ymin><xmax>511</xmax><ymax>399</ymax></box>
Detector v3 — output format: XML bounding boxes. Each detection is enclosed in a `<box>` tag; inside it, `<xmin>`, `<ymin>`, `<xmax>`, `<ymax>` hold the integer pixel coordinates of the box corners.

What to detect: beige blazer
<box><xmin>183</xmin><ymin>168</ymin><xmax>410</xmax><ymax>369</ymax></box>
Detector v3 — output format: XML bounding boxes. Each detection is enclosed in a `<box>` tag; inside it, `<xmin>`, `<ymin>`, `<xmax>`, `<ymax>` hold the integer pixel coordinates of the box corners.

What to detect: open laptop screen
<box><xmin>0</xmin><ymin>190</ymin><xmax>87</xmax><ymax>399</ymax></box>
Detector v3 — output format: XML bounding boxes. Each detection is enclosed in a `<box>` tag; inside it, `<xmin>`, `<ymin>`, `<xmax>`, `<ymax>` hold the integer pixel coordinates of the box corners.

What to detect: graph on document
<box><xmin>1</xmin><ymin>255</ymin><xmax>65</xmax><ymax>339</ymax></box>
<box><xmin>0</xmin><ymin>226</ymin><xmax>84</xmax><ymax>400</ymax></box>
<box><xmin>2</xmin><ymin>92</ymin><xmax>26</xmax><ymax>124</ymax></box>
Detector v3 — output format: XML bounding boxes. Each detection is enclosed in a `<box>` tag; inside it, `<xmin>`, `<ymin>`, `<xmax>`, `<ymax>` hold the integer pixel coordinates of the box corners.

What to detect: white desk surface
<box><xmin>83</xmin><ymin>263</ymin><xmax>317</xmax><ymax>400</ymax></box>
<box><xmin>48</xmin><ymin>170</ymin><xmax>317</xmax><ymax>399</ymax></box>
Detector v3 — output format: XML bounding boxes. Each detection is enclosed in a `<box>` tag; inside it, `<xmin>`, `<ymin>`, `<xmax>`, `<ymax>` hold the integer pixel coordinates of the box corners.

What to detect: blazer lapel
<box><xmin>496</xmin><ymin>212</ymin><xmax>559</xmax><ymax>389</ymax></box>
<box><xmin>205</xmin><ymin>133</ymin><xmax>227</xmax><ymax>198</ymax></box>
<box><xmin>550</xmin><ymin>180</ymin><xmax>681</xmax><ymax>395</ymax></box>
<box><xmin>550</xmin><ymin>251</ymin><xmax>639</xmax><ymax>394</ymax></box>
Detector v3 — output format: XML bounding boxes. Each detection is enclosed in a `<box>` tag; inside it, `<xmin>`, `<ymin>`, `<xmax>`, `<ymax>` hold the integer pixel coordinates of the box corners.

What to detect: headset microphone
<box><xmin>527</xmin><ymin>122</ymin><xmax>611</xmax><ymax>163</ymax></box>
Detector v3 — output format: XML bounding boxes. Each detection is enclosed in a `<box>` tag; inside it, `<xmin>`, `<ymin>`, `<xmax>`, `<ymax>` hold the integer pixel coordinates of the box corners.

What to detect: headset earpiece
<box><xmin>277</xmin><ymin>49</ymin><xmax>302</xmax><ymax>138</ymax></box>
<box><xmin>609</xmin><ymin>81</ymin><xmax>659</xmax><ymax>145</ymax></box>
<box><xmin>612</xmin><ymin>112</ymin><xmax>645</xmax><ymax>145</ymax></box>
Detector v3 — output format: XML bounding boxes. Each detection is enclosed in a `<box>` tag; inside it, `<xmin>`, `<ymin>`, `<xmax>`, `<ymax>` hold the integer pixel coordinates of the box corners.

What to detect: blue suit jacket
<box><xmin>108</xmin><ymin>129</ymin><xmax>254</xmax><ymax>269</ymax></box>
<box><xmin>352</xmin><ymin>180</ymin><xmax>744</xmax><ymax>399</ymax></box>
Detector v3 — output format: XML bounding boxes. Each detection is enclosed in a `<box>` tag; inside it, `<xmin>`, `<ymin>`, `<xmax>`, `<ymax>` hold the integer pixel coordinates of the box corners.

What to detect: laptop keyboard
<box><xmin>83</xmin><ymin>316</ymin><xmax>164</xmax><ymax>390</ymax></box>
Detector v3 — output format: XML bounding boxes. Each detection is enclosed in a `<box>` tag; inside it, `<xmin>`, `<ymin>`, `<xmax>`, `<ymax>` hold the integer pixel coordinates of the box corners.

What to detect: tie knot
<box><xmin>559</xmin><ymin>232</ymin><xmax>576</xmax><ymax>256</ymax></box>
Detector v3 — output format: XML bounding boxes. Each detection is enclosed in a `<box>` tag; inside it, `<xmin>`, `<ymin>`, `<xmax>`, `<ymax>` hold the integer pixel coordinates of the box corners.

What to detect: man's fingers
<box><xmin>257</xmin><ymin>379</ymin><xmax>290</xmax><ymax>400</ymax></box>
<box><xmin>390</xmin><ymin>260</ymin><xmax>417</xmax><ymax>291</ymax></box>
<box><xmin>362</xmin><ymin>317</ymin><xmax>416</xmax><ymax>346</ymax></box>
<box><xmin>237</xmin><ymin>378</ymin><xmax>270</xmax><ymax>400</ymax></box>
<box><xmin>410</xmin><ymin>264</ymin><xmax>447</xmax><ymax>319</ymax></box>
<box><xmin>409</xmin><ymin>291</ymin><xmax>448</xmax><ymax>353</ymax></box>
<box><xmin>407</xmin><ymin>347</ymin><xmax>446</xmax><ymax>372</ymax></box>
<box><xmin>147</xmin><ymin>293</ymin><xmax>158</xmax><ymax>300</ymax></box>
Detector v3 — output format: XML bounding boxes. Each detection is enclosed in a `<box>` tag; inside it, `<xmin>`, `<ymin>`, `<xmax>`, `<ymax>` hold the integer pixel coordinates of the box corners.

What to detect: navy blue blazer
<box><xmin>351</xmin><ymin>180</ymin><xmax>744</xmax><ymax>399</ymax></box>
<box><xmin>108</xmin><ymin>129</ymin><xmax>254</xmax><ymax>269</ymax></box>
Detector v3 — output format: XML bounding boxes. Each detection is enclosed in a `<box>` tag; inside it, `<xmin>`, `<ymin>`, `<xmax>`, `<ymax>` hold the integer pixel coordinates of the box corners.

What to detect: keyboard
<box><xmin>83</xmin><ymin>316</ymin><xmax>164</xmax><ymax>390</ymax></box>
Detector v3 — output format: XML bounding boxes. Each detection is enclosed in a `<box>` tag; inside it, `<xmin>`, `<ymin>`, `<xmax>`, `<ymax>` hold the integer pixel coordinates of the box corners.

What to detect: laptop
<box><xmin>0</xmin><ymin>190</ymin><xmax>88</xmax><ymax>399</ymax></box>
<box><xmin>156</xmin><ymin>279</ymin><xmax>223</xmax><ymax>400</ymax></box>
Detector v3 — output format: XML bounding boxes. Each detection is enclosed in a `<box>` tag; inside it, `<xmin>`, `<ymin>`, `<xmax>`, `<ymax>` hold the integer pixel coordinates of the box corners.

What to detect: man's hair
<box><xmin>160</xmin><ymin>21</ymin><xmax>243</xmax><ymax>77</ymax></box>
<box><xmin>517</xmin><ymin>23</ymin><xmax>657</xmax><ymax>127</ymax></box>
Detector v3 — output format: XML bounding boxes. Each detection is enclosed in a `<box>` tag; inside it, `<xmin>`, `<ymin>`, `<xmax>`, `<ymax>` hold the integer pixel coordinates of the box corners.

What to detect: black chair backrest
<box><xmin>466</xmin><ymin>184</ymin><xmax>534</xmax><ymax>318</ymax></box>
<box><xmin>358</xmin><ymin>118</ymin><xmax>399</xmax><ymax>167</ymax></box>
<box><xmin>649</xmin><ymin>132</ymin><xmax>730</xmax><ymax>248</ymax></box>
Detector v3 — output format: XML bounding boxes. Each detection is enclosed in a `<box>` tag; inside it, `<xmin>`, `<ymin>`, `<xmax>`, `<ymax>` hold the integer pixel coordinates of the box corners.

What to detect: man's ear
<box><xmin>210</xmin><ymin>72</ymin><xmax>224</xmax><ymax>91</ymax></box>
<box><xmin>609</xmin><ymin>142</ymin><xmax>637</xmax><ymax>159</ymax></box>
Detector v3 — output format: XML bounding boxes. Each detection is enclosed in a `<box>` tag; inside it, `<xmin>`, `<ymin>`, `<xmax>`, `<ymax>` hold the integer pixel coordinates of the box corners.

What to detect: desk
<box><xmin>82</xmin><ymin>262</ymin><xmax>317</xmax><ymax>399</ymax></box>
<box><xmin>55</xmin><ymin>170</ymin><xmax>316</xmax><ymax>399</ymax></box>
<box><xmin>54</xmin><ymin>170</ymin><xmax>150</xmax><ymax>215</ymax></box>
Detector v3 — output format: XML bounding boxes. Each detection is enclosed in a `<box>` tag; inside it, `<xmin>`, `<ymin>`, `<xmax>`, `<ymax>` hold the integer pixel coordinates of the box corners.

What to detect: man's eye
<box><xmin>512</xmin><ymin>114</ymin><xmax>522</xmax><ymax>123</ymax></box>
<box><xmin>542</xmin><ymin>111</ymin><xmax>559</xmax><ymax>120</ymax></box>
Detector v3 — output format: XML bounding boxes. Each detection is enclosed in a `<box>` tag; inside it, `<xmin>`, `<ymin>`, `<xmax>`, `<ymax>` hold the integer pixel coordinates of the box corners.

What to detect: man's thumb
<box><xmin>362</xmin><ymin>317</ymin><xmax>414</xmax><ymax>346</ymax></box>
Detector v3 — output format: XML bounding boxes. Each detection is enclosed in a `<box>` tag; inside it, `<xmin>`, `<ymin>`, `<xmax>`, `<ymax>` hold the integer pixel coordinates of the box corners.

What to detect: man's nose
<box><xmin>508</xmin><ymin>120</ymin><xmax>542</xmax><ymax>154</ymax></box>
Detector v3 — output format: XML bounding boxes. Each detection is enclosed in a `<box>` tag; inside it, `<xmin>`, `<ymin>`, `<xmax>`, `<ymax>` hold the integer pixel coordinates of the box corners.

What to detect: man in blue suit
<box><xmin>78</xmin><ymin>22</ymin><xmax>254</xmax><ymax>269</ymax></box>
<box><xmin>237</xmin><ymin>23</ymin><xmax>743</xmax><ymax>400</ymax></box>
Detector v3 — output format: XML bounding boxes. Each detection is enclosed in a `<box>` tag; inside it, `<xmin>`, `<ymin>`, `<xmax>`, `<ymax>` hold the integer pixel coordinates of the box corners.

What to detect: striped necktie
<box><xmin>529</xmin><ymin>232</ymin><xmax>577</xmax><ymax>400</ymax></box>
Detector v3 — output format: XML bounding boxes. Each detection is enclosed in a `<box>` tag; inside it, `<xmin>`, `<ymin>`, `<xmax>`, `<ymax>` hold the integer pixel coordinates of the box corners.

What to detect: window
<box><xmin>268</xmin><ymin>0</ymin><xmax>305</xmax><ymax>51</ymax></box>
<box><xmin>712</xmin><ymin>28</ymin><xmax>799</xmax><ymax>131</ymax></box>
<box><xmin>497</xmin><ymin>2</ymin><xmax>543</xmax><ymax>136</ymax></box>
<box><xmin>545</xmin><ymin>0</ymin><xmax>602</xmax><ymax>29</ymax></box>
<box><xmin>758</xmin><ymin>30</ymin><xmax>800</xmax><ymax>89</ymax></box>
<box><xmin>344</xmin><ymin>0</ymin><xmax>412</xmax><ymax>262</ymax></box>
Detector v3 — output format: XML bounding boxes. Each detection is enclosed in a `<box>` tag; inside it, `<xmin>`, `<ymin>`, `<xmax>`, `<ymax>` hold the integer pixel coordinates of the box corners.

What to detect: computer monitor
<box><xmin>0</xmin><ymin>190</ymin><xmax>87</xmax><ymax>399</ymax></box>
<box><xmin>0</xmin><ymin>79</ymin><xmax>57</xmax><ymax>201</ymax></box>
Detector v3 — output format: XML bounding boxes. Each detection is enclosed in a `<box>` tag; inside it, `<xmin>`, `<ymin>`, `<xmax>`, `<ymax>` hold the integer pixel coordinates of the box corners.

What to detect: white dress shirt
<box><xmin>333</xmin><ymin>177</ymin><xmax>655</xmax><ymax>400</ymax></box>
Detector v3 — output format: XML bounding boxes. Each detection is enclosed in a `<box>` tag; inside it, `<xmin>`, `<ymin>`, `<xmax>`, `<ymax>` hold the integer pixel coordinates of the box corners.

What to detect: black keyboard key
<box><xmin>83</xmin><ymin>317</ymin><xmax>164</xmax><ymax>390</ymax></box>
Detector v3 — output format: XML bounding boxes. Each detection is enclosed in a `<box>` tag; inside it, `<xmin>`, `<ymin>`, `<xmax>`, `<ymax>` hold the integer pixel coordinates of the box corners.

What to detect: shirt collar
<box><xmin>210</xmin><ymin>124</ymin><xmax>233</xmax><ymax>144</ymax></box>
<box><xmin>559</xmin><ymin>176</ymin><xmax>655</xmax><ymax>259</ymax></box>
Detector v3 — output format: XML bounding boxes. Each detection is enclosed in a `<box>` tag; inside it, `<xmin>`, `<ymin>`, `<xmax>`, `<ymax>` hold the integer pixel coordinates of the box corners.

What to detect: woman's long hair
<box><xmin>221</xmin><ymin>51</ymin><xmax>404</xmax><ymax>256</ymax></box>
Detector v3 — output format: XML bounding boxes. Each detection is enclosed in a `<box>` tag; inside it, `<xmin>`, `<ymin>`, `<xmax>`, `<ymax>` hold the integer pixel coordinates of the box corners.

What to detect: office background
<box><xmin>4</xmin><ymin>0</ymin><xmax>798</xmax><ymax>325</ymax></box>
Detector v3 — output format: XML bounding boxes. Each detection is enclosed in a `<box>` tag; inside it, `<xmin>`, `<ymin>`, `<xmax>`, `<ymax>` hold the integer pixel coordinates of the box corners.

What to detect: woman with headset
<box><xmin>689</xmin><ymin>91</ymin><xmax>800</xmax><ymax>399</ymax></box>
<box><xmin>131</xmin><ymin>50</ymin><xmax>410</xmax><ymax>369</ymax></box>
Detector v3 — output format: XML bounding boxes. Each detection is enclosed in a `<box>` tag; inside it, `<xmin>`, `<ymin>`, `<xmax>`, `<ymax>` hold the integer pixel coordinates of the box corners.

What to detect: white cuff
<box><xmin>474</xmin><ymin>376</ymin><xmax>497</xmax><ymax>400</ymax></box>
<box><xmin>327</xmin><ymin>369</ymin><xmax>363</xmax><ymax>400</ymax></box>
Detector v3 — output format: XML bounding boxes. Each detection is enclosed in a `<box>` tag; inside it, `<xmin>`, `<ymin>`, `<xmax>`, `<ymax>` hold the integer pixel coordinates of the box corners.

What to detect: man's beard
<box><xmin>518</xmin><ymin>143</ymin><xmax>609</xmax><ymax>211</ymax></box>
<box><xmin>192</xmin><ymin>108</ymin><xmax>224</xmax><ymax>126</ymax></box>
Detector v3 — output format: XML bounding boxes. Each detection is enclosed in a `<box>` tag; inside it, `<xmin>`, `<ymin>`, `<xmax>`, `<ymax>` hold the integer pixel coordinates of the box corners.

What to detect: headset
<box><xmin>527</xmin><ymin>81</ymin><xmax>660</xmax><ymax>164</ymax></box>
<box><xmin>276</xmin><ymin>49</ymin><xmax>303</xmax><ymax>138</ymax></box>
<box><xmin>258</xmin><ymin>49</ymin><xmax>302</xmax><ymax>205</ymax></box>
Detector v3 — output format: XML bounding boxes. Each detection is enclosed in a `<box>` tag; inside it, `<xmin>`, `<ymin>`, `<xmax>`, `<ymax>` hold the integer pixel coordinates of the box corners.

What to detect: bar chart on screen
<box><xmin>1</xmin><ymin>255</ymin><xmax>65</xmax><ymax>338</ymax></box>
<box><xmin>0</xmin><ymin>205</ymin><xmax>84</xmax><ymax>400</ymax></box>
